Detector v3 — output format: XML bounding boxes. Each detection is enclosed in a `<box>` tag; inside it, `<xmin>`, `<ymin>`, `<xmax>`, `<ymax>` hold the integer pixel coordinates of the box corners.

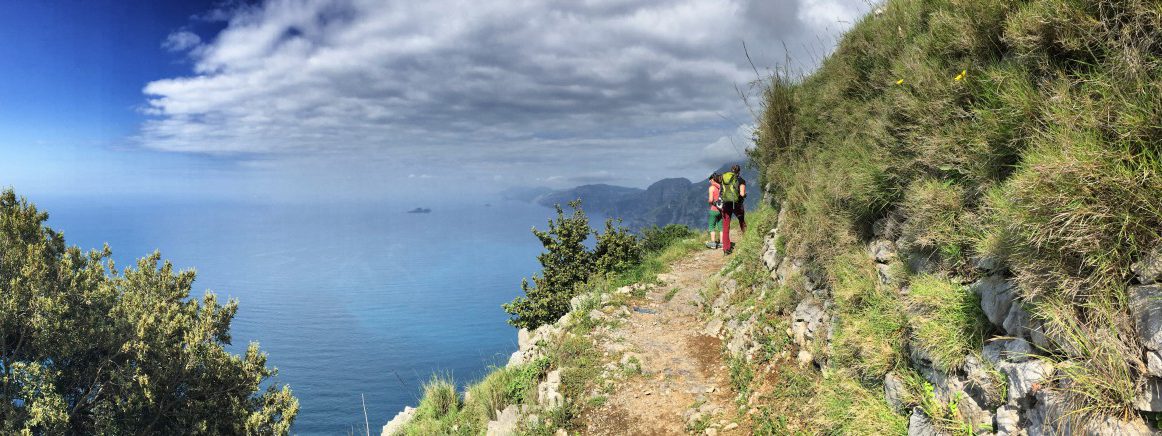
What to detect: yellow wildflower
<box><xmin>954</xmin><ymin>69</ymin><xmax>967</xmax><ymax>81</ymax></box>
<box><xmin>896</xmin><ymin>79</ymin><xmax>904</xmax><ymax>85</ymax></box>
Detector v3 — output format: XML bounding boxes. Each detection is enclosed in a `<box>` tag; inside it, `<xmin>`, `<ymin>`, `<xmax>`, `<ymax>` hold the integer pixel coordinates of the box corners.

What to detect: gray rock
<box><xmin>1133</xmin><ymin>377</ymin><xmax>1162</xmax><ymax>412</ymax></box>
<box><xmin>871</xmin><ymin>240</ymin><xmax>897</xmax><ymax>263</ymax></box>
<box><xmin>381</xmin><ymin>406</ymin><xmax>416</xmax><ymax>436</ymax></box>
<box><xmin>974</xmin><ymin>276</ymin><xmax>1016</xmax><ymax>327</ymax></box>
<box><xmin>974</xmin><ymin>254</ymin><xmax>1003</xmax><ymax>273</ymax></box>
<box><xmin>486</xmin><ymin>405</ymin><xmax>520</xmax><ymax>436</ymax></box>
<box><xmin>885</xmin><ymin>372</ymin><xmax>908</xmax><ymax>414</ymax></box>
<box><xmin>994</xmin><ymin>405</ymin><xmax>1020</xmax><ymax>436</ymax></box>
<box><xmin>1002</xmin><ymin>302</ymin><xmax>1032</xmax><ymax>342</ymax></box>
<box><xmin>876</xmin><ymin>263</ymin><xmax>893</xmax><ymax>285</ymax></box>
<box><xmin>1129</xmin><ymin>284</ymin><xmax>1162</xmax><ymax>350</ymax></box>
<box><xmin>964</xmin><ymin>354</ymin><xmax>1004</xmax><ymax>407</ymax></box>
<box><xmin>1149</xmin><ymin>350</ymin><xmax>1162</xmax><ymax>378</ymax></box>
<box><xmin>1133</xmin><ymin>246</ymin><xmax>1162</xmax><ymax>284</ymax></box>
<box><xmin>1084</xmin><ymin>414</ymin><xmax>1151</xmax><ymax>435</ymax></box>
<box><xmin>588</xmin><ymin>309</ymin><xmax>606</xmax><ymax>322</ymax></box>
<box><xmin>908</xmin><ymin>409</ymin><xmax>939</xmax><ymax>436</ymax></box>
<box><xmin>1002</xmin><ymin>360</ymin><xmax>1053</xmax><ymax>407</ymax></box>
<box><xmin>704</xmin><ymin>318</ymin><xmax>724</xmax><ymax>337</ymax></box>
<box><xmin>537</xmin><ymin>370</ymin><xmax>564</xmax><ymax>408</ymax></box>
<box><xmin>791</xmin><ymin>298</ymin><xmax>826</xmax><ymax>346</ymax></box>
<box><xmin>518</xmin><ymin>328</ymin><xmax>532</xmax><ymax>351</ymax></box>
<box><xmin>984</xmin><ymin>338</ymin><xmax>1034</xmax><ymax>365</ymax></box>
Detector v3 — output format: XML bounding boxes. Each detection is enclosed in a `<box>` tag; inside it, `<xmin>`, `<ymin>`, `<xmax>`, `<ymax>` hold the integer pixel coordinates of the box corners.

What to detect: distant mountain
<box><xmin>523</xmin><ymin>164</ymin><xmax>761</xmax><ymax>231</ymax></box>
<box><xmin>500</xmin><ymin>186</ymin><xmax>554</xmax><ymax>202</ymax></box>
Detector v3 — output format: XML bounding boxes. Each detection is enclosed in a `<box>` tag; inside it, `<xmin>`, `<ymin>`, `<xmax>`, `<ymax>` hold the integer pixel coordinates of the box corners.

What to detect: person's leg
<box><xmin>721</xmin><ymin>205</ymin><xmax>732</xmax><ymax>254</ymax></box>
<box><xmin>738</xmin><ymin>206</ymin><xmax>747</xmax><ymax>233</ymax></box>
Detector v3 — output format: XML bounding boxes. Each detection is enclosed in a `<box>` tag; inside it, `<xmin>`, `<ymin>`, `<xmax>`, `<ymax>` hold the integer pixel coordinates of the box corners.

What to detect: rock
<box><xmin>873</xmin><ymin>212</ymin><xmax>902</xmax><ymax>240</ymax></box>
<box><xmin>884</xmin><ymin>372</ymin><xmax>908</xmax><ymax>414</ymax></box>
<box><xmin>871</xmin><ymin>240</ymin><xmax>897</xmax><ymax>263</ymax></box>
<box><xmin>556</xmin><ymin>312</ymin><xmax>573</xmax><ymax>327</ymax></box>
<box><xmin>983</xmin><ymin>338</ymin><xmax>1034</xmax><ymax>365</ymax></box>
<box><xmin>704</xmin><ymin>318</ymin><xmax>724</xmax><ymax>337</ymax></box>
<box><xmin>537</xmin><ymin>370</ymin><xmax>564</xmax><ymax>408</ymax></box>
<box><xmin>974</xmin><ymin>254</ymin><xmax>1003</xmax><ymax>273</ymax></box>
<box><xmin>1129</xmin><ymin>284</ymin><xmax>1162</xmax><ymax>350</ymax></box>
<box><xmin>964</xmin><ymin>354</ymin><xmax>1004</xmax><ymax>407</ymax></box>
<box><xmin>704</xmin><ymin>428</ymin><xmax>718</xmax><ymax>436</ymax></box>
<box><xmin>381</xmin><ymin>406</ymin><xmax>416</xmax><ymax>436</ymax></box>
<box><xmin>588</xmin><ymin>309</ymin><xmax>606</xmax><ymax>322</ymax></box>
<box><xmin>1133</xmin><ymin>377</ymin><xmax>1162</xmax><ymax>412</ymax></box>
<box><xmin>1085</xmin><ymin>414</ymin><xmax>1151</xmax><ymax>435</ymax></box>
<box><xmin>1132</xmin><ymin>246</ymin><xmax>1162</xmax><ymax>284</ymax></box>
<box><xmin>876</xmin><ymin>263</ymin><xmax>893</xmax><ymax>285</ymax></box>
<box><xmin>486</xmin><ymin>405</ymin><xmax>520</xmax><ymax>436</ymax></box>
<box><xmin>908</xmin><ymin>409</ymin><xmax>938</xmax><ymax>436</ymax></box>
<box><xmin>569</xmin><ymin>294</ymin><xmax>588</xmax><ymax>312</ymax></box>
<box><xmin>518</xmin><ymin>328</ymin><xmax>533</xmax><ymax>351</ymax></box>
<box><xmin>1149</xmin><ymin>350</ymin><xmax>1162</xmax><ymax>378</ymax></box>
<box><xmin>796</xmin><ymin>349</ymin><xmax>813</xmax><ymax>367</ymax></box>
<box><xmin>724</xmin><ymin>422</ymin><xmax>738</xmax><ymax>431</ymax></box>
<box><xmin>791</xmin><ymin>298</ymin><xmax>826</xmax><ymax>345</ymax></box>
<box><xmin>973</xmin><ymin>276</ymin><xmax>1016</xmax><ymax>327</ymax></box>
<box><xmin>1002</xmin><ymin>302</ymin><xmax>1032</xmax><ymax>342</ymax></box>
<box><xmin>994</xmin><ymin>405</ymin><xmax>1020</xmax><ymax>436</ymax></box>
<box><xmin>1001</xmin><ymin>360</ymin><xmax>1053</xmax><ymax>407</ymax></box>
<box><xmin>554</xmin><ymin>429</ymin><xmax>567</xmax><ymax>436</ymax></box>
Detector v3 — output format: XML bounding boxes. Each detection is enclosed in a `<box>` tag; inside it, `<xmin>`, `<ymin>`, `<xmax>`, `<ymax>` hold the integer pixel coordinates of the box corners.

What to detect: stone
<box><xmin>554</xmin><ymin>429</ymin><xmax>567</xmax><ymax>436</ymax></box>
<box><xmin>1149</xmin><ymin>350</ymin><xmax>1162</xmax><ymax>378</ymax></box>
<box><xmin>908</xmin><ymin>409</ymin><xmax>938</xmax><ymax>436</ymax></box>
<box><xmin>797</xmin><ymin>349</ymin><xmax>813</xmax><ymax>367</ymax></box>
<box><xmin>974</xmin><ymin>254</ymin><xmax>1003</xmax><ymax>273</ymax></box>
<box><xmin>1085</xmin><ymin>414</ymin><xmax>1151</xmax><ymax>435</ymax></box>
<box><xmin>876</xmin><ymin>263</ymin><xmax>893</xmax><ymax>285</ymax></box>
<box><xmin>1132</xmin><ymin>246</ymin><xmax>1162</xmax><ymax>284</ymax></box>
<box><xmin>1002</xmin><ymin>302</ymin><xmax>1032</xmax><ymax>342</ymax></box>
<box><xmin>723</xmin><ymin>422</ymin><xmax>738</xmax><ymax>431</ymax></box>
<box><xmin>964</xmin><ymin>354</ymin><xmax>1004</xmax><ymax>408</ymax></box>
<box><xmin>588</xmin><ymin>309</ymin><xmax>606</xmax><ymax>322</ymax></box>
<box><xmin>994</xmin><ymin>405</ymin><xmax>1020</xmax><ymax>436</ymax></box>
<box><xmin>704</xmin><ymin>318</ymin><xmax>724</xmax><ymax>337</ymax></box>
<box><xmin>1129</xmin><ymin>285</ymin><xmax>1162</xmax><ymax>350</ymax></box>
<box><xmin>973</xmin><ymin>275</ymin><xmax>1016</xmax><ymax>327</ymax></box>
<box><xmin>518</xmin><ymin>328</ymin><xmax>532</xmax><ymax>351</ymax></box>
<box><xmin>704</xmin><ymin>428</ymin><xmax>718</xmax><ymax>436</ymax></box>
<box><xmin>537</xmin><ymin>370</ymin><xmax>564</xmax><ymax>408</ymax></box>
<box><xmin>486</xmin><ymin>405</ymin><xmax>520</xmax><ymax>436</ymax></box>
<box><xmin>569</xmin><ymin>294</ymin><xmax>588</xmax><ymax>312</ymax></box>
<box><xmin>884</xmin><ymin>372</ymin><xmax>908</xmax><ymax>414</ymax></box>
<box><xmin>983</xmin><ymin>338</ymin><xmax>1034</xmax><ymax>365</ymax></box>
<box><xmin>791</xmin><ymin>298</ymin><xmax>826</xmax><ymax>345</ymax></box>
<box><xmin>1133</xmin><ymin>377</ymin><xmax>1162</xmax><ymax>412</ymax></box>
<box><xmin>381</xmin><ymin>406</ymin><xmax>416</xmax><ymax>436</ymax></box>
<box><xmin>871</xmin><ymin>240</ymin><xmax>897</xmax><ymax>263</ymax></box>
<box><xmin>1001</xmin><ymin>360</ymin><xmax>1053</xmax><ymax>407</ymax></box>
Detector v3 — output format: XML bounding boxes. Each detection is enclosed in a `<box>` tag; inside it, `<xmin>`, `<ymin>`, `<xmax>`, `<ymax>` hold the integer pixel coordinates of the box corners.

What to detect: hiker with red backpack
<box><xmin>720</xmin><ymin>164</ymin><xmax>747</xmax><ymax>255</ymax></box>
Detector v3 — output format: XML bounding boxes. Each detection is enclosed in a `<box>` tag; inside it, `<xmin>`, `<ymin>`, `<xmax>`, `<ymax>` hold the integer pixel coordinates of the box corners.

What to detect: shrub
<box><xmin>0</xmin><ymin>189</ymin><xmax>297</xmax><ymax>435</ymax></box>
<box><xmin>639</xmin><ymin>224</ymin><xmax>696</xmax><ymax>253</ymax></box>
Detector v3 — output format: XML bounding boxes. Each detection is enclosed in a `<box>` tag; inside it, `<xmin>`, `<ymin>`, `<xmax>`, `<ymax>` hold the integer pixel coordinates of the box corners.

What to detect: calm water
<box><xmin>40</xmin><ymin>197</ymin><xmax>576</xmax><ymax>434</ymax></box>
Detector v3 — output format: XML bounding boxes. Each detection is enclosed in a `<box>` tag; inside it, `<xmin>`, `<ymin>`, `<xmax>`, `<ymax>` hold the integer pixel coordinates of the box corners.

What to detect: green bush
<box><xmin>639</xmin><ymin>224</ymin><xmax>696</xmax><ymax>253</ymax></box>
<box><xmin>504</xmin><ymin>200</ymin><xmax>640</xmax><ymax>329</ymax></box>
<box><xmin>0</xmin><ymin>189</ymin><xmax>297</xmax><ymax>434</ymax></box>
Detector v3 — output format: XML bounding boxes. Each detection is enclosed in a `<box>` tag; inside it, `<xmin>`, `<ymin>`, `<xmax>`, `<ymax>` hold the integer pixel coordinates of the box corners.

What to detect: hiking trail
<box><xmin>579</xmin><ymin>246</ymin><xmax>749</xmax><ymax>435</ymax></box>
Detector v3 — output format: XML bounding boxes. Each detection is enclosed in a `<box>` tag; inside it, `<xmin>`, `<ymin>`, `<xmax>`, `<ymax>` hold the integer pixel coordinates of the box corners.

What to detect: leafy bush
<box><xmin>0</xmin><ymin>189</ymin><xmax>297</xmax><ymax>434</ymax></box>
<box><xmin>639</xmin><ymin>224</ymin><xmax>696</xmax><ymax>253</ymax></box>
<box><xmin>504</xmin><ymin>200</ymin><xmax>641</xmax><ymax>329</ymax></box>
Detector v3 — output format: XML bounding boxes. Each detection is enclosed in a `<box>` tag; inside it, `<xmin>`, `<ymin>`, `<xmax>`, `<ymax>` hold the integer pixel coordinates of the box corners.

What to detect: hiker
<box><xmin>720</xmin><ymin>164</ymin><xmax>747</xmax><ymax>255</ymax></box>
<box><xmin>706</xmin><ymin>173</ymin><xmax>723</xmax><ymax>249</ymax></box>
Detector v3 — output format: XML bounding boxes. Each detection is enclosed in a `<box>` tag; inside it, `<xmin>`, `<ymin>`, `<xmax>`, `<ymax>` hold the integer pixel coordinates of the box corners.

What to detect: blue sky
<box><xmin>1</xmin><ymin>0</ymin><xmax>867</xmax><ymax>203</ymax></box>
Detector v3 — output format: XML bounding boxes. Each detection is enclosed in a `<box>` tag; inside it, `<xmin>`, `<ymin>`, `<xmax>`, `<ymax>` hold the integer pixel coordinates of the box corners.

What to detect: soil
<box><xmin>578</xmin><ymin>246</ymin><xmax>750</xmax><ymax>435</ymax></box>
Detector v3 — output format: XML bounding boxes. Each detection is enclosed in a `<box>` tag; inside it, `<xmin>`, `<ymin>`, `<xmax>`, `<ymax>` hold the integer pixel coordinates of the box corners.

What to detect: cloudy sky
<box><xmin>1</xmin><ymin>0</ymin><xmax>868</xmax><ymax>203</ymax></box>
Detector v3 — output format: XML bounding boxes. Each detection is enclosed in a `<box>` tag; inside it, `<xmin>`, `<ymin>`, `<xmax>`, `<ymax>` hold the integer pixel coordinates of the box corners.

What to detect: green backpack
<box><xmin>721</xmin><ymin>172</ymin><xmax>741</xmax><ymax>202</ymax></box>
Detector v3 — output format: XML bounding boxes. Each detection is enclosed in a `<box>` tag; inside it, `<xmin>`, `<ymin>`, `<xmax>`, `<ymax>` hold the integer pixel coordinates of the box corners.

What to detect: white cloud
<box><xmin>141</xmin><ymin>0</ymin><xmax>868</xmax><ymax>190</ymax></box>
<box><xmin>161</xmin><ymin>30</ymin><xmax>202</xmax><ymax>52</ymax></box>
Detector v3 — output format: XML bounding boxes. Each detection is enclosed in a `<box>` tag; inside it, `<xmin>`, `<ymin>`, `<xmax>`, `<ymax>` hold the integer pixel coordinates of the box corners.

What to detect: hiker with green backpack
<box><xmin>720</xmin><ymin>164</ymin><xmax>747</xmax><ymax>255</ymax></box>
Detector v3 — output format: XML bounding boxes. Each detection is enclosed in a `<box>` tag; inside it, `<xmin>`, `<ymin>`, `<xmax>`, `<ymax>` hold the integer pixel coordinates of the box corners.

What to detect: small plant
<box><xmin>663</xmin><ymin>287</ymin><xmax>680</xmax><ymax>302</ymax></box>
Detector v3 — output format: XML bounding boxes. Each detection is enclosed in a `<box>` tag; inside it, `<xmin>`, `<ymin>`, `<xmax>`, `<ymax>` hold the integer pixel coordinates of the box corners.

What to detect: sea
<box><xmin>39</xmin><ymin>196</ymin><xmax>585</xmax><ymax>434</ymax></box>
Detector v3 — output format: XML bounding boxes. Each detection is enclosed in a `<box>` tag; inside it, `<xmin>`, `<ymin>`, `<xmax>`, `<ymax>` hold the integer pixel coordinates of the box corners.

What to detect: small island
<box><xmin>406</xmin><ymin>207</ymin><xmax>432</xmax><ymax>214</ymax></box>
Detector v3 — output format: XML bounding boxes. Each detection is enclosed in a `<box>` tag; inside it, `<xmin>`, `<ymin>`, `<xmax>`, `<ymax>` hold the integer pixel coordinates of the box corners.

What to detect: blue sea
<box><xmin>39</xmin><ymin>197</ymin><xmax>577</xmax><ymax>434</ymax></box>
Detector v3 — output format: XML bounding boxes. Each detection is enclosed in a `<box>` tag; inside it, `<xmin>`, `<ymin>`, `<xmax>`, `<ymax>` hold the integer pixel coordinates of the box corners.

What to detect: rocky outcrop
<box><xmin>381</xmin><ymin>406</ymin><xmax>416</xmax><ymax>436</ymax></box>
<box><xmin>700</xmin><ymin>204</ymin><xmax>1162</xmax><ymax>436</ymax></box>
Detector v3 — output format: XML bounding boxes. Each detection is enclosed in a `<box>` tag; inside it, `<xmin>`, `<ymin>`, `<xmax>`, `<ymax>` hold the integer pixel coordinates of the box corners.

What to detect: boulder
<box><xmin>994</xmin><ymin>405</ymin><xmax>1020</xmax><ymax>436</ymax></box>
<box><xmin>1129</xmin><ymin>285</ymin><xmax>1162</xmax><ymax>350</ymax></box>
<box><xmin>1133</xmin><ymin>377</ymin><xmax>1162</xmax><ymax>412</ymax></box>
<box><xmin>973</xmin><ymin>276</ymin><xmax>1016</xmax><ymax>327</ymax></box>
<box><xmin>964</xmin><ymin>354</ymin><xmax>1004</xmax><ymax>407</ymax></box>
<box><xmin>876</xmin><ymin>263</ymin><xmax>893</xmax><ymax>285</ymax></box>
<box><xmin>537</xmin><ymin>370</ymin><xmax>564</xmax><ymax>408</ymax></box>
<box><xmin>907</xmin><ymin>409</ymin><xmax>938</xmax><ymax>436</ymax></box>
<box><xmin>1001</xmin><ymin>360</ymin><xmax>1053</xmax><ymax>407</ymax></box>
<box><xmin>381</xmin><ymin>406</ymin><xmax>416</xmax><ymax>436</ymax></box>
<box><xmin>1132</xmin><ymin>246</ymin><xmax>1162</xmax><ymax>284</ymax></box>
<box><xmin>1149</xmin><ymin>350</ymin><xmax>1162</xmax><ymax>378</ymax></box>
<box><xmin>791</xmin><ymin>298</ymin><xmax>826</xmax><ymax>346</ymax></box>
<box><xmin>486</xmin><ymin>405</ymin><xmax>520</xmax><ymax>436</ymax></box>
<box><xmin>1085</xmin><ymin>414</ymin><xmax>1151</xmax><ymax>435</ymax></box>
<box><xmin>1002</xmin><ymin>302</ymin><xmax>1031</xmax><ymax>342</ymax></box>
<box><xmin>983</xmin><ymin>338</ymin><xmax>1034</xmax><ymax>365</ymax></box>
<box><xmin>871</xmin><ymin>240</ymin><xmax>897</xmax><ymax>263</ymax></box>
<box><xmin>884</xmin><ymin>372</ymin><xmax>908</xmax><ymax>414</ymax></box>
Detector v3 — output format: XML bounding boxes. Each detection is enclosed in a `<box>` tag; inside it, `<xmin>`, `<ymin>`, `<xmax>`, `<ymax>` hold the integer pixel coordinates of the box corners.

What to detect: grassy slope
<box><xmin>394</xmin><ymin>236</ymin><xmax>705</xmax><ymax>435</ymax></box>
<box><xmin>747</xmin><ymin>0</ymin><xmax>1162</xmax><ymax>430</ymax></box>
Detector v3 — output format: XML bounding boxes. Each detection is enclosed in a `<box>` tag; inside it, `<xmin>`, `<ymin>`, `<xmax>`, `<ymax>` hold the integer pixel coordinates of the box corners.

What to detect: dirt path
<box><xmin>580</xmin><ymin>246</ymin><xmax>749</xmax><ymax>435</ymax></box>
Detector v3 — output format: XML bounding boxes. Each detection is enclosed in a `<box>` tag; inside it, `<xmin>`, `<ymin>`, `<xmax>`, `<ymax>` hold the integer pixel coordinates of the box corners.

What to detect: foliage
<box><xmin>829</xmin><ymin>249</ymin><xmax>908</xmax><ymax>380</ymax></box>
<box><xmin>905</xmin><ymin>274</ymin><xmax>989</xmax><ymax>372</ymax></box>
<box><xmin>0</xmin><ymin>189</ymin><xmax>297</xmax><ymax>435</ymax></box>
<box><xmin>751</xmin><ymin>0</ymin><xmax>1162</xmax><ymax>419</ymax></box>
<box><xmin>505</xmin><ymin>200</ymin><xmax>641</xmax><ymax>329</ymax></box>
<box><xmin>639</xmin><ymin>224</ymin><xmax>697</xmax><ymax>253</ymax></box>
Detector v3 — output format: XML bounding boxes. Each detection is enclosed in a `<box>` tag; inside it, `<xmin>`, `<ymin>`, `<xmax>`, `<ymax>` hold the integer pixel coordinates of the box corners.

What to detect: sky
<box><xmin>0</xmin><ymin>0</ymin><xmax>870</xmax><ymax>203</ymax></box>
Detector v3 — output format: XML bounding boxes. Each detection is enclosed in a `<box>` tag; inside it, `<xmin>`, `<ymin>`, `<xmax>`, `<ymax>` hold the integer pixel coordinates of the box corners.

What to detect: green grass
<box><xmin>751</xmin><ymin>0</ymin><xmax>1162</xmax><ymax>424</ymax></box>
<box><xmin>829</xmin><ymin>249</ymin><xmax>908</xmax><ymax>380</ymax></box>
<box><xmin>905</xmin><ymin>274</ymin><xmax>989</xmax><ymax>372</ymax></box>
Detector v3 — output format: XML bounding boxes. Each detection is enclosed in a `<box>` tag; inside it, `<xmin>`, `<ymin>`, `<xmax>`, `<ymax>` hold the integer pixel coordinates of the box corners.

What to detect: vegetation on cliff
<box><xmin>0</xmin><ymin>189</ymin><xmax>298</xmax><ymax>434</ymax></box>
<box><xmin>747</xmin><ymin>0</ymin><xmax>1162</xmax><ymax>430</ymax></box>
